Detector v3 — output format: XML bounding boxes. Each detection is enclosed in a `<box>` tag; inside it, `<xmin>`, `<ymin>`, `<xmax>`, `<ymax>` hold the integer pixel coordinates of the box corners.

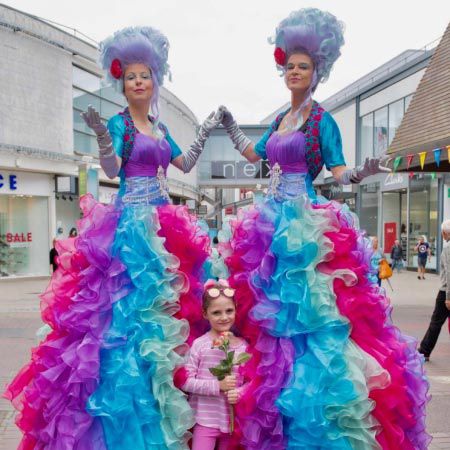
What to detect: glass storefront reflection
<box><xmin>408</xmin><ymin>174</ymin><xmax>438</xmax><ymax>270</ymax></box>
<box><xmin>0</xmin><ymin>196</ymin><xmax>49</xmax><ymax>277</ymax></box>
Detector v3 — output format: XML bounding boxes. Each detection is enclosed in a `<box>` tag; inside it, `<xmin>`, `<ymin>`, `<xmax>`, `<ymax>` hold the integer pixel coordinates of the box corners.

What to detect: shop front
<box><xmin>0</xmin><ymin>170</ymin><xmax>53</xmax><ymax>278</ymax></box>
<box><xmin>358</xmin><ymin>172</ymin><xmax>442</xmax><ymax>271</ymax></box>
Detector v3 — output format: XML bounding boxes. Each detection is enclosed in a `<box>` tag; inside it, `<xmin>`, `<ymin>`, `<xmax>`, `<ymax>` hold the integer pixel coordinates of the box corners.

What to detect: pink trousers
<box><xmin>192</xmin><ymin>424</ymin><xmax>231</xmax><ymax>450</ymax></box>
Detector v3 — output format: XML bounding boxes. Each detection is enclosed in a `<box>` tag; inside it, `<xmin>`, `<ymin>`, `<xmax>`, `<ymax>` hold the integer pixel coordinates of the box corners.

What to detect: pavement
<box><xmin>0</xmin><ymin>271</ymin><xmax>449</xmax><ymax>449</ymax></box>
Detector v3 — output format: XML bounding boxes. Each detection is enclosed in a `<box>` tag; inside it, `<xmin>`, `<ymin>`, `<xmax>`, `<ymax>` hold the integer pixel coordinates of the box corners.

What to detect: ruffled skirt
<box><xmin>220</xmin><ymin>194</ymin><xmax>431</xmax><ymax>450</ymax></box>
<box><xmin>4</xmin><ymin>194</ymin><xmax>210</xmax><ymax>449</ymax></box>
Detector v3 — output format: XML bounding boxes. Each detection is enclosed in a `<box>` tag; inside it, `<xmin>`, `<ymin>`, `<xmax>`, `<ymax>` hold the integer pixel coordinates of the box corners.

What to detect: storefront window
<box><xmin>374</xmin><ymin>107</ymin><xmax>388</xmax><ymax>155</ymax></box>
<box><xmin>0</xmin><ymin>195</ymin><xmax>49</xmax><ymax>277</ymax></box>
<box><xmin>381</xmin><ymin>189</ymin><xmax>407</xmax><ymax>258</ymax></box>
<box><xmin>361</xmin><ymin>114</ymin><xmax>374</xmax><ymax>161</ymax></box>
<box><xmin>388</xmin><ymin>99</ymin><xmax>404</xmax><ymax>145</ymax></box>
<box><xmin>408</xmin><ymin>174</ymin><xmax>438</xmax><ymax>270</ymax></box>
<box><xmin>73</xmin><ymin>66</ymin><xmax>101</xmax><ymax>94</ymax></box>
<box><xmin>359</xmin><ymin>183</ymin><xmax>379</xmax><ymax>238</ymax></box>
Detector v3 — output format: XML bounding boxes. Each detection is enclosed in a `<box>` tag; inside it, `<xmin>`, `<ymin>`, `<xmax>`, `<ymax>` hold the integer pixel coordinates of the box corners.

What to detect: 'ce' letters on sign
<box><xmin>0</xmin><ymin>174</ymin><xmax>18</xmax><ymax>190</ymax></box>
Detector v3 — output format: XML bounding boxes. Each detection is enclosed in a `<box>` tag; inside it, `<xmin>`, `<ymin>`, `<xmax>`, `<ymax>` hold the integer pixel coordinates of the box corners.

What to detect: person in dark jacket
<box><xmin>390</xmin><ymin>239</ymin><xmax>403</xmax><ymax>273</ymax></box>
<box><xmin>49</xmin><ymin>238</ymin><xmax>59</xmax><ymax>273</ymax></box>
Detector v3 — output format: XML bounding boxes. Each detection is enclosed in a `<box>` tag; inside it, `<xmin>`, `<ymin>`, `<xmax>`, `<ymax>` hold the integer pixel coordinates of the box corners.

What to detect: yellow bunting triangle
<box><xmin>419</xmin><ymin>151</ymin><xmax>427</xmax><ymax>170</ymax></box>
<box><xmin>447</xmin><ymin>145</ymin><xmax>450</xmax><ymax>163</ymax></box>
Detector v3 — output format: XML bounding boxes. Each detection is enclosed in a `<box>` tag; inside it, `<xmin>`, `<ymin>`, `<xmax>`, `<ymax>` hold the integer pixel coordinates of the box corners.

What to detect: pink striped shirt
<box><xmin>182</xmin><ymin>332</ymin><xmax>248</xmax><ymax>433</ymax></box>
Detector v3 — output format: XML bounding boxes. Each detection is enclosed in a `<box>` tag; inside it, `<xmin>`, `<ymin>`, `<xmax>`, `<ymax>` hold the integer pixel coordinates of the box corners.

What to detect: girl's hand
<box><xmin>226</xmin><ymin>389</ymin><xmax>239</xmax><ymax>405</ymax></box>
<box><xmin>219</xmin><ymin>375</ymin><xmax>236</xmax><ymax>391</ymax></box>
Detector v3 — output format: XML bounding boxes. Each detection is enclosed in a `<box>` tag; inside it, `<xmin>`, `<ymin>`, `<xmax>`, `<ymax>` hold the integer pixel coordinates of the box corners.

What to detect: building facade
<box><xmin>263</xmin><ymin>43</ymin><xmax>449</xmax><ymax>271</ymax></box>
<box><xmin>0</xmin><ymin>4</ymin><xmax>200</xmax><ymax>278</ymax></box>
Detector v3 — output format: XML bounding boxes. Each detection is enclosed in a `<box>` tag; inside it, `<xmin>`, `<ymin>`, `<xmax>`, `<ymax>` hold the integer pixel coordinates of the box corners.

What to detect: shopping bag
<box><xmin>379</xmin><ymin>259</ymin><xmax>393</xmax><ymax>279</ymax></box>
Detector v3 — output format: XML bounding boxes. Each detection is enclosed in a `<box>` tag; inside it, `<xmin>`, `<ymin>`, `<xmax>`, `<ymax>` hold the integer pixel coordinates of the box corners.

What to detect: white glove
<box><xmin>80</xmin><ymin>105</ymin><xmax>112</xmax><ymax>155</ymax></box>
<box><xmin>181</xmin><ymin>110</ymin><xmax>222</xmax><ymax>173</ymax></box>
<box><xmin>353</xmin><ymin>155</ymin><xmax>391</xmax><ymax>181</ymax></box>
<box><xmin>81</xmin><ymin>105</ymin><xmax>119</xmax><ymax>178</ymax></box>
<box><xmin>341</xmin><ymin>154</ymin><xmax>391</xmax><ymax>184</ymax></box>
<box><xmin>219</xmin><ymin>105</ymin><xmax>252</xmax><ymax>154</ymax></box>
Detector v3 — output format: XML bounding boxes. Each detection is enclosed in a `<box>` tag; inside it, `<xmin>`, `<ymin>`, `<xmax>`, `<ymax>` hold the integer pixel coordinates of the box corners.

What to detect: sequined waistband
<box><xmin>268</xmin><ymin>163</ymin><xmax>308</xmax><ymax>200</ymax></box>
<box><xmin>118</xmin><ymin>167</ymin><xmax>170</xmax><ymax>207</ymax></box>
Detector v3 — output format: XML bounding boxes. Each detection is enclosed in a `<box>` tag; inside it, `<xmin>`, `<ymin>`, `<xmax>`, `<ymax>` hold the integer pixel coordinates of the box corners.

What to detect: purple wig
<box><xmin>271</xmin><ymin>8</ymin><xmax>345</xmax><ymax>87</ymax></box>
<box><xmin>99</xmin><ymin>26</ymin><xmax>170</xmax><ymax>133</ymax></box>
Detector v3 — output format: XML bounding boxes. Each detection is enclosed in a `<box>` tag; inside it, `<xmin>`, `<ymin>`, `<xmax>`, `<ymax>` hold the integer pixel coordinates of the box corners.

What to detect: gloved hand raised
<box><xmin>197</xmin><ymin>110</ymin><xmax>223</xmax><ymax>140</ymax></box>
<box><xmin>219</xmin><ymin>105</ymin><xmax>235</xmax><ymax>129</ymax></box>
<box><xmin>218</xmin><ymin>105</ymin><xmax>251</xmax><ymax>154</ymax></box>
<box><xmin>181</xmin><ymin>109</ymin><xmax>223</xmax><ymax>173</ymax></box>
<box><xmin>80</xmin><ymin>105</ymin><xmax>118</xmax><ymax>178</ymax></box>
<box><xmin>80</xmin><ymin>105</ymin><xmax>112</xmax><ymax>154</ymax></box>
<box><xmin>340</xmin><ymin>153</ymin><xmax>391</xmax><ymax>185</ymax></box>
<box><xmin>352</xmin><ymin>154</ymin><xmax>391</xmax><ymax>182</ymax></box>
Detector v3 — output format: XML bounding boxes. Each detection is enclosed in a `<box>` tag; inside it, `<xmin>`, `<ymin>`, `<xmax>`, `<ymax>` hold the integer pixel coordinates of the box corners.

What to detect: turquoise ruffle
<box><xmin>87</xmin><ymin>205</ymin><xmax>194</xmax><ymax>449</ymax></box>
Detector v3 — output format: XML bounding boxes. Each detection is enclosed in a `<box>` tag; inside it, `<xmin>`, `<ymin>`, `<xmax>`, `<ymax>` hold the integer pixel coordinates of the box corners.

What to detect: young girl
<box><xmin>182</xmin><ymin>279</ymin><xmax>248</xmax><ymax>450</ymax></box>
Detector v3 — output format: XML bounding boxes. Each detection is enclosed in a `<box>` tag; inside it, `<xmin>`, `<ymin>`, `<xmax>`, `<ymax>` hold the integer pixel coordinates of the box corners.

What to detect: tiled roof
<box><xmin>388</xmin><ymin>22</ymin><xmax>450</xmax><ymax>172</ymax></box>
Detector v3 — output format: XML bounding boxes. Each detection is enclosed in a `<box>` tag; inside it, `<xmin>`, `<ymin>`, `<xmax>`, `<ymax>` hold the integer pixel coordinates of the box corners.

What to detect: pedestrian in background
<box><xmin>372</xmin><ymin>236</ymin><xmax>384</xmax><ymax>286</ymax></box>
<box><xmin>49</xmin><ymin>238</ymin><xmax>58</xmax><ymax>273</ymax></box>
<box><xmin>418</xmin><ymin>220</ymin><xmax>450</xmax><ymax>361</ymax></box>
<box><xmin>390</xmin><ymin>239</ymin><xmax>404</xmax><ymax>273</ymax></box>
<box><xmin>415</xmin><ymin>235</ymin><xmax>431</xmax><ymax>280</ymax></box>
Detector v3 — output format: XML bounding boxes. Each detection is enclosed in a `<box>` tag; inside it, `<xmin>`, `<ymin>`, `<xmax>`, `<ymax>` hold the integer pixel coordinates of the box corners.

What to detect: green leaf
<box><xmin>227</xmin><ymin>350</ymin><xmax>235</xmax><ymax>364</ymax></box>
<box><xmin>234</xmin><ymin>352</ymin><xmax>252</xmax><ymax>365</ymax></box>
<box><xmin>209</xmin><ymin>367</ymin><xmax>227</xmax><ymax>380</ymax></box>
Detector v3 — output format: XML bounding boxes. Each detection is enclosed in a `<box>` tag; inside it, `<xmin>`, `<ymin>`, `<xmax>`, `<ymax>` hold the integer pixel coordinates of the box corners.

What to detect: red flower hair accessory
<box><xmin>274</xmin><ymin>47</ymin><xmax>286</xmax><ymax>66</ymax></box>
<box><xmin>110</xmin><ymin>58</ymin><xmax>123</xmax><ymax>79</ymax></box>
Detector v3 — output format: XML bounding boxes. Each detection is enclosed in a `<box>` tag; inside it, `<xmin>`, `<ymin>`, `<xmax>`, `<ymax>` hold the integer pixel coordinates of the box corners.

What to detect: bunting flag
<box><xmin>391</xmin><ymin>145</ymin><xmax>449</xmax><ymax>171</ymax></box>
<box><xmin>406</xmin><ymin>154</ymin><xmax>414</xmax><ymax>170</ymax></box>
<box><xmin>419</xmin><ymin>151</ymin><xmax>427</xmax><ymax>170</ymax></box>
<box><xmin>393</xmin><ymin>156</ymin><xmax>403</xmax><ymax>172</ymax></box>
<box><xmin>433</xmin><ymin>148</ymin><xmax>441</xmax><ymax>167</ymax></box>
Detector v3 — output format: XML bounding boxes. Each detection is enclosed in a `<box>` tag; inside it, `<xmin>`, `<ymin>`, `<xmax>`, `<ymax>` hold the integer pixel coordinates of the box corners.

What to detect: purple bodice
<box><xmin>123</xmin><ymin>133</ymin><xmax>172</xmax><ymax>178</ymax></box>
<box><xmin>266</xmin><ymin>131</ymin><xmax>309</xmax><ymax>174</ymax></box>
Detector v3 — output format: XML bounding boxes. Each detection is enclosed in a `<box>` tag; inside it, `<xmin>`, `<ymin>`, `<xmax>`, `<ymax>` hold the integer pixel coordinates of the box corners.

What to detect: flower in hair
<box><xmin>274</xmin><ymin>47</ymin><xmax>286</xmax><ymax>65</ymax></box>
<box><xmin>110</xmin><ymin>58</ymin><xmax>123</xmax><ymax>79</ymax></box>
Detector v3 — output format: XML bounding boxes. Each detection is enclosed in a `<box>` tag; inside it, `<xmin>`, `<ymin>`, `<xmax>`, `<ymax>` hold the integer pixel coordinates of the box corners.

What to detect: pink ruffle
<box><xmin>156</xmin><ymin>205</ymin><xmax>211</xmax><ymax>383</ymax></box>
<box><xmin>4</xmin><ymin>194</ymin><xmax>129</xmax><ymax>449</ymax></box>
<box><xmin>219</xmin><ymin>206</ymin><xmax>293</xmax><ymax>449</ymax></box>
<box><xmin>314</xmin><ymin>200</ymin><xmax>431</xmax><ymax>450</ymax></box>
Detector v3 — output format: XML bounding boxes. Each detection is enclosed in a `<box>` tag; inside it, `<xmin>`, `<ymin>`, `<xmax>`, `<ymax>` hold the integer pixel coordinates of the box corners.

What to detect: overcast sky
<box><xmin>5</xmin><ymin>0</ymin><xmax>450</xmax><ymax>123</ymax></box>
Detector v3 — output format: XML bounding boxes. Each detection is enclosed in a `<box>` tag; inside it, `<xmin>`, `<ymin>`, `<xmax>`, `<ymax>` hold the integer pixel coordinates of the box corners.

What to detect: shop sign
<box><xmin>1</xmin><ymin>232</ymin><xmax>33</xmax><ymax>248</ymax></box>
<box><xmin>4</xmin><ymin>232</ymin><xmax>32</xmax><ymax>243</ymax></box>
<box><xmin>0</xmin><ymin>173</ymin><xmax>18</xmax><ymax>190</ymax></box>
<box><xmin>383</xmin><ymin>222</ymin><xmax>397</xmax><ymax>253</ymax></box>
<box><xmin>211</xmin><ymin>161</ymin><xmax>270</xmax><ymax>180</ymax></box>
<box><xmin>382</xmin><ymin>173</ymin><xmax>407</xmax><ymax>191</ymax></box>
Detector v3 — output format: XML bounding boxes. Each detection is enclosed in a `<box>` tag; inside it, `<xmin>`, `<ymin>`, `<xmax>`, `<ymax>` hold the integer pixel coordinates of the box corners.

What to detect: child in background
<box><xmin>182</xmin><ymin>279</ymin><xmax>248</xmax><ymax>450</ymax></box>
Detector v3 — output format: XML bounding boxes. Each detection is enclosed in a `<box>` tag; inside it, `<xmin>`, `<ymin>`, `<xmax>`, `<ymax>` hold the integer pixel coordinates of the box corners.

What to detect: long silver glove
<box><xmin>340</xmin><ymin>154</ymin><xmax>391</xmax><ymax>185</ymax></box>
<box><xmin>219</xmin><ymin>105</ymin><xmax>252</xmax><ymax>154</ymax></box>
<box><xmin>81</xmin><ymin>105</ymin><xmax>119</xmax><ymax>178</ymax></box>
<box><xmin>181</xmin><ymin>110</ymin><xmax>222</xmax><ymax>173</ymax></box>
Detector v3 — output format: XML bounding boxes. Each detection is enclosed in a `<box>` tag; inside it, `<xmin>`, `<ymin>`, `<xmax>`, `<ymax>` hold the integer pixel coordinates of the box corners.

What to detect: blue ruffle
<box><xmin>250</xmin><ymin>196</ymin><xmax>379</xmax><ymax>449</ymax></box>
<box><xmin>87</xmin><ymin>205</ymin><xmax>193</xmax><ymax>449</ymax></box>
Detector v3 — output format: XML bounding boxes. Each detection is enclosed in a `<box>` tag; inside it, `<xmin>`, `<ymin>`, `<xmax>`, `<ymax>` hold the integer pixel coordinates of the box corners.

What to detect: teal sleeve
<box><xmin>165</xmin><ymin>131</ymin><xmax>183</xmax><ymax>161</ymax></box>
<box><xmin>107</xmin><ymin>115</ymin><xmax>125</xmax><ymax>158</ymax></box>
<box><xmin>319</xmin><ymin>112</ymin><xmax>346</xmax><ymax>169</ymax></box>
<box><xmin>254</xmin><ymin>127</ymin><xmax>271</xmax><ymax>160</ymax></box>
